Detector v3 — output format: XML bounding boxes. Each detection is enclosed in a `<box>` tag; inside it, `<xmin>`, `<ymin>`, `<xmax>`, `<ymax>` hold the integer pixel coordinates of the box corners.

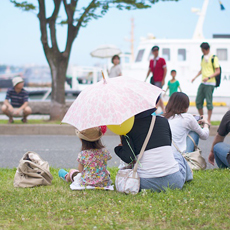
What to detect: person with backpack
<box><xmin>191</xmin><ymin>42</ymin><xmax>221</xmax><ymax>124</ymax></box>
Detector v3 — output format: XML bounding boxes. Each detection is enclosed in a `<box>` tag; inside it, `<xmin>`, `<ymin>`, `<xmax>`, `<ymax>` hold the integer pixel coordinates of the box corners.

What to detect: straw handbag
<box><xmin>172</xmin><ymin>135</ymin><xmax>207</xmax><ymax>170</ymax></box>
<box><xmin>14</xmin><ymin>151</ymin><xmax>53</xmax><ymax>188</ymax></box>
<box><xmin>115</xmin><ymin>116</ymin><xmax>156</xmax><ymax>194</ymax></box>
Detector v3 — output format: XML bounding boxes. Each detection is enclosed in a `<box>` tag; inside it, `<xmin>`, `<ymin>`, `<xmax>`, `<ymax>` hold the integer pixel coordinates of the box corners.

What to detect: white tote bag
<box><xmin>172</xmin><ymin>135</ymin><xmax>207</xmax><ymax>170</ymax></box>
<box><xmin>115</xmin><ymin>116</ymin><xmax>156</xmax><ymax>195</ymax></box>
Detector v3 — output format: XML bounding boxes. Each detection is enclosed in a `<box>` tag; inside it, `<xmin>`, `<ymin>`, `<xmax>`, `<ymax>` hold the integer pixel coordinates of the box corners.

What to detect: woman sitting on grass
<box><xmin>164</xmin><ymin>92</ymin><xmax>209</xmax><ymax>154</ymax></box>
<box><xmin>114</xmin><ymin>108</ymin><xmax>193</xmax><ymax>192</ymax></box>
<box><xmin>59</xmin><ymin>127</ymin><xmax>112</xmax><ymax>187</ymax></box>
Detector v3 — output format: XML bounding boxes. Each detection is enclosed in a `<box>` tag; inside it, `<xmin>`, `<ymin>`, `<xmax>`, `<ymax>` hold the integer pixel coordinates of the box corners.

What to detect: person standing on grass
<box><xmin>109</xmin><ymin>55</ymin><xmax>122</xmax><ymax>78</ymax></box>
<box><xmin>1</xmin><ymin>76</ymin><xmax>32</xmax><ymax>123</ymax></box>
<box><xmin>208</xmin><ymin>110</ymin><xmax>230</xmax><ymax>168</ymax></box>
<box><xmin>145</xmin><ymin>46</ymin><xmax>167</xmax><ymax>114</ymax></box>
<box><xmin>191</xmin><ymin>42</ymin><xmax>220</xmax><ymax>124</ymax></box>
<box><xmin>164</xmin><ymin>70</ymin><xmax>182</xmax><ymax>97</ymax></box>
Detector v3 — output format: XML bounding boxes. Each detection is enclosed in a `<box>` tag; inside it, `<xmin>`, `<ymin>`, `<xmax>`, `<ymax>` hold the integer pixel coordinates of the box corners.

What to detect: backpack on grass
<box><xmin>14</xmin><ymin>151</ymin><xmax>53</xmax><ymax>188</ymax></box>
<box><xmin>201</xmin><ymin>55</ymin><xmax>222</xmax><ymax>87</ymax></box>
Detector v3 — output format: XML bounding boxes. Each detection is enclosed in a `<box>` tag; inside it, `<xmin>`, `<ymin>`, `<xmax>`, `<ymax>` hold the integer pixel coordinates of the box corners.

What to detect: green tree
<box><xmin>11</xmin><ymin>0</ymin><xmax>178</xmax><ymax>120</ymax></box>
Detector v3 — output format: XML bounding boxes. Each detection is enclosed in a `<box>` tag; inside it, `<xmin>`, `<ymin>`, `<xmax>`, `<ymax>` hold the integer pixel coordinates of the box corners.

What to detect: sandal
<box><xmin>70</xmin><ymin>170</ymin><xmax>80</xmax><ymax>182</ymax></box>
<box><xmin>21</xmin><ymin>118</ymin><xmax>27</xmax><ymax>123</ymax></box>
<box><xmin>8</xmin><ymin>118</ymin><xmax>14</xmax><ymax>124</ymax></box>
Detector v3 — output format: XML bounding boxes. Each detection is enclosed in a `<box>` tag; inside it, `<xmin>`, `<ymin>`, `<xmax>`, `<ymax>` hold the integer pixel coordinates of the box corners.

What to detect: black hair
<box><xmin>151</xmin><ymin>46</ymin><xmax>159</xmax><ymax>52</ymax></box>
<box><xmin>81</xmin><ymin>139</ymin><xmax>104</xmax><ymax>151</ymax></box>
<box><xmin>171</xmin><ymin>69</ymin><xmax>176</xmax><ymax>73</ymax></box>
<box><xmin>200</xmin><ymin>42</ymin><xmax>210</xmax><ymax>50</ymax></box>
<box><xmin>164</xmin><ymin>92</ymin><xmax>190</xmax><ymax>119</ymax></box>
<box><xmin>111</xmin><ymin>55</ymin><xmax>120</xmax><ymax>64</ymax></box>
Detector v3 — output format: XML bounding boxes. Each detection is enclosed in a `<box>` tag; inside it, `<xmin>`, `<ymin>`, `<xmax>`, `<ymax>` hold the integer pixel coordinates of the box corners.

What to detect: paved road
<box><xmin>1</xmin><ymin>135</ymin><xmax>229</xmax><ymax>169</ymax></box>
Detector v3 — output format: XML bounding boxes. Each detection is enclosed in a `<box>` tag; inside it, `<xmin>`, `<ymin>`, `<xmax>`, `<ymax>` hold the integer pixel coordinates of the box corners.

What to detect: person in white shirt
<box><xmin>109</xmin><ymin>55</ymin><xmax>122</xmax><ymax>78</ymax></box>
<box><xmin>164</xmin><ymin>92</ymin><xmax>210</xmax><ymax>154</ymax></box>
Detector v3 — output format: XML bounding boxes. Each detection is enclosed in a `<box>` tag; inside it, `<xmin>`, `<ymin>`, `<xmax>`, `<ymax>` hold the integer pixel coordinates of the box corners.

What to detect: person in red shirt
<box><xmin>145</xmin><ymin>46</ymin><xmax>167</xmax><ymax>113</ymax></box>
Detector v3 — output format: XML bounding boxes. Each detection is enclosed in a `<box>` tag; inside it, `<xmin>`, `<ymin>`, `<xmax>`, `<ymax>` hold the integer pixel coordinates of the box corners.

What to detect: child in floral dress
<box><xmin>59</xmin><ymin>126</ymin><xmax>112</xmax><ymax>187</ymax></box>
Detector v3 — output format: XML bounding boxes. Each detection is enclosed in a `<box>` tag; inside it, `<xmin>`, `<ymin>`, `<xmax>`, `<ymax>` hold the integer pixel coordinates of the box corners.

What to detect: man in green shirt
<box><xmin>192</xmin><ymin>42</ymin><xmax>220</xmax><ymax>123</ymax></box>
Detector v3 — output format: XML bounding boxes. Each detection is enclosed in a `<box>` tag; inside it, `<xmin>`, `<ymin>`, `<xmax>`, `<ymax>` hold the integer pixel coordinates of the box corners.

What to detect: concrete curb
<box><xmin>0</xmin><ymin>124</ymin><xmax>218</xmax><ymax>136</ymax></box>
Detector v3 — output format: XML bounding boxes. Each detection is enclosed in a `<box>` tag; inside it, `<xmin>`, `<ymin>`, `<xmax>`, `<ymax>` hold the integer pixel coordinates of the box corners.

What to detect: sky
<box><xmin>0</xmin><ymin>0</ymin><xmax>230</xmax><ymax>67</ymax></box>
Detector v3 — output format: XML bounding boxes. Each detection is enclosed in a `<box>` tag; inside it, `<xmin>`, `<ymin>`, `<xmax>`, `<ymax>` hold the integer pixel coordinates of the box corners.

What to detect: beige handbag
<box><xmin>115</xmin><ymin>116</ymin><xmax>156</xmax><ymax>194</ymax></box>
<box><xmin>172</xmin><ymin>135</ymin><xmax>207</xmax><ymax>170</ymax></box>
<box><xmin>14</xmin><ymin>151</ymin><xmax>53</xmax><ymax>188</ymax></box>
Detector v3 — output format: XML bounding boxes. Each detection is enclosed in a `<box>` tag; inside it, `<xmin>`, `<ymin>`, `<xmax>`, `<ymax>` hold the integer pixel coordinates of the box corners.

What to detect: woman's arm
<box><xmin>114</xmin><ymin>135</ymin><xmax>136</xmax><ymax>164</ymax></box>
<box><xmin>186</xmin><ymin>114</ymin><xmax>209</xmax><ymax>140</ymax></box>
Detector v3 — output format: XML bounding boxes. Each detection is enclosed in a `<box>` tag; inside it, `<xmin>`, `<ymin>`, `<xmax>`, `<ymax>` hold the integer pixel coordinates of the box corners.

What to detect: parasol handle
<box><xmin>101</xmin><ymin>70</ymin><xmax>107</xmax><ymax>84</ymax></box>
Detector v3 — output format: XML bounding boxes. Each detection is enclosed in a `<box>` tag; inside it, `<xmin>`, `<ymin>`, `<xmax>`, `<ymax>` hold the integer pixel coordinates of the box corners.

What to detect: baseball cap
<box><xmin>151</xmin><ymin>46</ymin><xmax>159</xmax><ymax>51</ymax></box>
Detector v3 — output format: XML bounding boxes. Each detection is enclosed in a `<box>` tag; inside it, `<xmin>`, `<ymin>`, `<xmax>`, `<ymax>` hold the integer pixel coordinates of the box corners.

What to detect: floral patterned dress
<box><xmin>77</xmin><ymin>148</ymin><xmax>112</xmax><ymax>187</ymax></box>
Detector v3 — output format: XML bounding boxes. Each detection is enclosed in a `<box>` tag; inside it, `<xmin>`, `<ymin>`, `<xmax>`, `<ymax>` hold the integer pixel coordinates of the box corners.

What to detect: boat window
<box><xmin>216</xmin><ymin>48</ymin><xmax>228</xmax><ymax>61</ymax></box>
<box><xmin>178</xmin><ymin>49</ymin><xmax>186</xmax><ymax>61</ymax></box>
<box><xmin>148</xmin><ymin>50</ymin><xmax>153</xmax><ymax>60</ymax></box>
<box><xmin>162</xmin><ymin>48</ymin><xmax>170</xmax><ymax>61</ymax></box>
<box><xmin>135</xmin><ymin>49</ymin><xmax>145</xmax><ymax>62</ymax></box>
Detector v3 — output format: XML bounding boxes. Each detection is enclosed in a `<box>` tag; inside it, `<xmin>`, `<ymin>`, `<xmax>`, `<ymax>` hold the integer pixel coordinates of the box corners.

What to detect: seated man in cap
<box><xmin>1</xmin><ymin>76</ymin><xmax>32</xmax><ymax>123</ymax></box>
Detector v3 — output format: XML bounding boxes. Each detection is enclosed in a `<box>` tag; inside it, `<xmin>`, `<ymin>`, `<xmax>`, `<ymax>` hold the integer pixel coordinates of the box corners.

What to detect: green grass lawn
<box><xmin>0</xmin><ymin>168</ymin><xmax>230</xmax><ymax>229</ymax></box>
<box><xmin>211</xmin><ymin>121</ymin><xmax>221</xmax><ymax>126</ymax></box>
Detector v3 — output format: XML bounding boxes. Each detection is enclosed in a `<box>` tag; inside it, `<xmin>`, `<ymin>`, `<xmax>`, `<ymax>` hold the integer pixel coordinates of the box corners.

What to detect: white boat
<box><xmin>68</xmin><ymin>0</ymin><xmax>229</xmax><ymax>98</ymax></box>
<box><xmin>2</xmin><ymin>0</ymin><xmax>228</xmax><ymax>101</ymax></box>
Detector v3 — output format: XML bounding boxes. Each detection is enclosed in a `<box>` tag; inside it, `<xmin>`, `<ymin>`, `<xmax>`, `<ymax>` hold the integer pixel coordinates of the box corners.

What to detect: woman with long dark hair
<box><xmin>164</xmin><ymin>92</ymin><xmax>209</xmax><ymax>154</ymax></box>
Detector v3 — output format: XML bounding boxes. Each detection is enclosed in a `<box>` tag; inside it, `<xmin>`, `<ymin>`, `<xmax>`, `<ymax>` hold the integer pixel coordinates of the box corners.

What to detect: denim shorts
<box><xmin>140</xmin><ymin>170</ymin><xmax>184</xmax><ymax>192</ymax></box>
<box><xmin>140</xmin><ymin>152</ymin><xmax>193</xmax><ymax>192</ymax></box>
